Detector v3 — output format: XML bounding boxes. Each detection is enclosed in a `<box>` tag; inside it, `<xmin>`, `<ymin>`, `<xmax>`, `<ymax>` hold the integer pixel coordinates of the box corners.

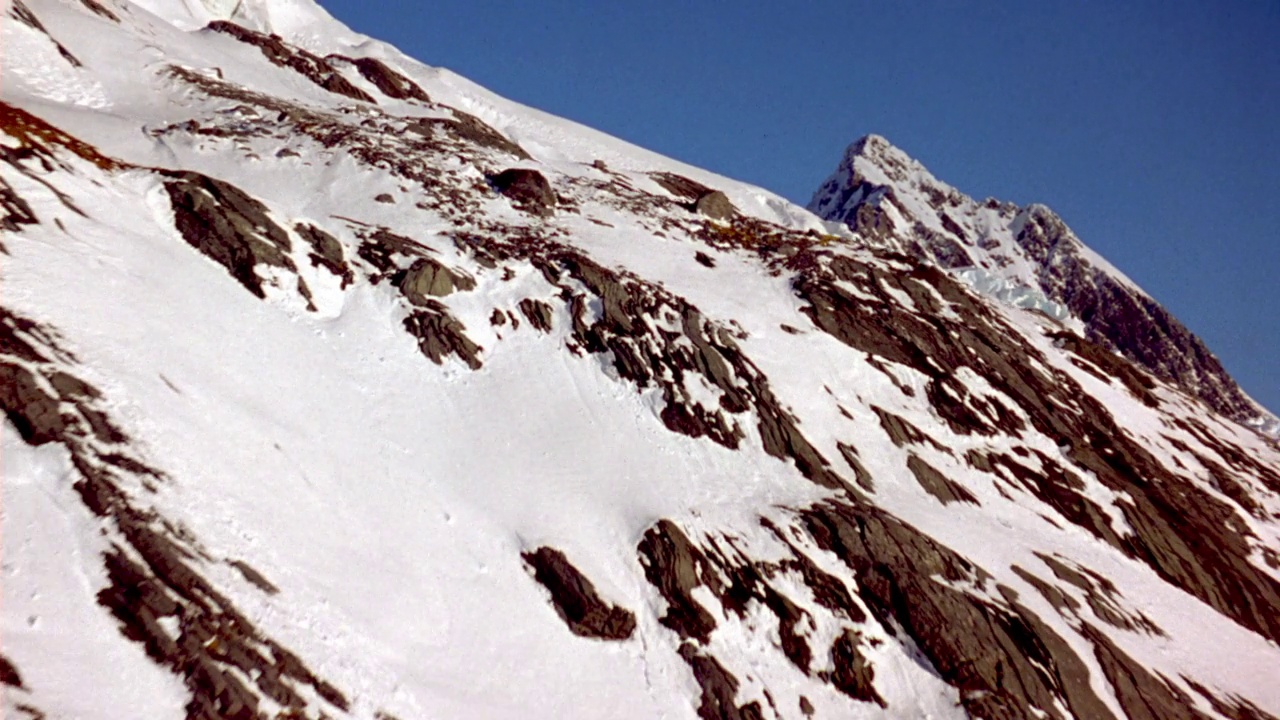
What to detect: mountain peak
<box><xmin>809</xmin><ymin>137</ymin><xmax>1270</xmax><ymax>425</ymax></box>
<box><xmin>847</xmin><ymin>132</ymin><xmax>893</xmax><ymax>155</ymax></box>
<box><xmin>131</xmin><ymin>0</ymin><xmax>343</xmax><ymax>39</ymax></box>
<box><xmin>841</xmin><ymin>133</ymin><xmax>917</xmax><ymax>170</ymax></box>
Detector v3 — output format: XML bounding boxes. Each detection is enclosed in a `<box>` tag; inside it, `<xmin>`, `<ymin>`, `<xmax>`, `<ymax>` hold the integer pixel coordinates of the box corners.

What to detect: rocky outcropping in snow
<box><xmin>3</xmin><ymin>2</ymin><xmax>1280</xmax><ymax>719</ymax></box>
<box><xmin>809</xmin><ymin>135</ymin><xmax>1271</xmax><ymax>427</ymax></box>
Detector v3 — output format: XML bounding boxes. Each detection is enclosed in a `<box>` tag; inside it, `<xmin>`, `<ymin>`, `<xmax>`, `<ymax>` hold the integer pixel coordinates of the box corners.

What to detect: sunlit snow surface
<box><xmin>953</xmin><ymin>266</ymin><xmax>1073</xmax><ymax>325</ymax></box>
<box><xmin>2</xmin><ymin>1</ymin><xmax>1280</xmax><ymax>719</ymax></box>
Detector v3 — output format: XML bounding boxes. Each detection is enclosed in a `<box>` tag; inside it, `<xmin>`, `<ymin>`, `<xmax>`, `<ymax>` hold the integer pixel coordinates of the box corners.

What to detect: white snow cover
<box><xmin>953</xmin><ymin>266</ymin><xmax>1074</xmax><ymax>326</ymax></box>
<box><xmin>2</xmin><ymin>2</ymin><xmax>1280</xmax><ymax>719</ymax></box>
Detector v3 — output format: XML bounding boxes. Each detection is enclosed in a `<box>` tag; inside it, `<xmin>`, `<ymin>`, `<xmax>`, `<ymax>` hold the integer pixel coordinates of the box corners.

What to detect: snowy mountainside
<box><xmin>808</xmin><ymin>134</ymin><xmax>1274</xmax><ymax>430</ymax></box>
<box><xmin>3</xmin><ymin>2</ymin><xmax>1280</xmax><ymax>719</ymax></box>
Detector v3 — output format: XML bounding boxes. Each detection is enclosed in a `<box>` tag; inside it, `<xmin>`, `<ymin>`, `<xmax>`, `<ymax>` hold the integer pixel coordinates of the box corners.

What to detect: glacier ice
<box><xmin>952</xmin><ymin>266</ymin><xmax>1071</xmax><ymax>323</ymax></box>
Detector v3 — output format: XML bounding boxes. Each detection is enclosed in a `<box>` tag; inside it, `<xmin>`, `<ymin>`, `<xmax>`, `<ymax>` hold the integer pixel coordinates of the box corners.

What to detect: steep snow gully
<box><xmin>3</xmin><ymin>1</ymin><xmax>1279</xmax><ymax>719</ymax></box>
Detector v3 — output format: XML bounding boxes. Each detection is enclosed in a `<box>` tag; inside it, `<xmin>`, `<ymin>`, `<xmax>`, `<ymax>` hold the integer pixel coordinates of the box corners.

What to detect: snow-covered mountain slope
<box><xmin>808</xmin><ymin>135</ymin><xmax>1275</xmax><ymax>432</ymax></box>
<box><xmin>3</xmin><ymin>2</ymin><xmax>1280</xmax><ymax>719</ymax></box>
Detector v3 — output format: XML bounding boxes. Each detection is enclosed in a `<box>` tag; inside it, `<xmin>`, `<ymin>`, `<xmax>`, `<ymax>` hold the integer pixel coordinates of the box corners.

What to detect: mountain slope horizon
<box><xmin>808</xmin><ymin>132</ymin><xmax>1276</xmax><ymax>431</ymax></box>
<box><xmin>3</xmin><ymin>1</ymin><xmax>1280</xmax><ymax>719</ymax></box>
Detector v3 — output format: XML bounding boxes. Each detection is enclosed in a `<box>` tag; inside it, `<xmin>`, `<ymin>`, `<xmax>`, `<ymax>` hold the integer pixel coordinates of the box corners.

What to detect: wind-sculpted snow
<box><xmin>3</xmin><ymin>2</ymin><xmax>1280</xmax><ymax>719</ymax></box>
<box><xmin>954</xmin><ymin>266</ymin><xmax>1072</xmax><ymax>324</ymax></box>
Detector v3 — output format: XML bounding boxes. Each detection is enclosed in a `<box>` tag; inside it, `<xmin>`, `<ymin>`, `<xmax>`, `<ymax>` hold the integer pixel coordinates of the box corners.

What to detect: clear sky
<box><xmin>318</xmin><ymin>0</ymin><xmax>1278</xmax><ymax>414</ymax></box>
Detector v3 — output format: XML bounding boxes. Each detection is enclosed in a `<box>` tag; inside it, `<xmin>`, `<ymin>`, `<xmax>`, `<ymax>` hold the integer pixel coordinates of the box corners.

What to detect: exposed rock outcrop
<box><xmin>651</xmin><ymin>172</ymin><xmax>737</xmax><ymax>219</ymax></box>
<box><xmin>398</xmin><ymin>256</ymin><xmax>475</xmax><ymax>303</ymax></box>
<box><xmin>403</xmin><ymin>301</ymin><xmax>483</xmax><ymax>369</ymax></box>
<box><xmin>490</xmin><ymin>168</ymin><xmax>556</xmax><ymax>216</ymax></box>
<box><xmin>207</xmin><ymin>21</ymin><xmax>375</xmax><ymax>103</ymax></box>
<box><xmin>0</xmin><ymin>307</ymin><xmax>350</xmax><ymax>720</ymax></box>
<box><xmin>694</xmin><ymin>191</ymin><xmax>736</xmax><ymax>220</ymax></box>
<box><xmin>521</xmin><ymin>547</ymin><xmax>636</xmax><ymax>641</ymax></box>
<box><xmin>809</xmin><ymin>134</ymin><xmax>1266</xmax><ymax>425</ymax></box>
<box><xmin>163</xmin><ymin>170</ymin><xmax>298</xmax><ymax>299</ymax></box>
<box><xmin>294</xmin><ymin>222</ymin><xmax>353</xmax><ymax>287</ymax></box>
<box><xmin>346</xmin><ymin>56</ymin><xmax>431</xmax><ymax>102</ymax></box>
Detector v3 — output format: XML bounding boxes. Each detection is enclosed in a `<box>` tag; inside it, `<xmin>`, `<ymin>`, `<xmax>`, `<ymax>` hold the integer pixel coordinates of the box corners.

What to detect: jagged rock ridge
<box><xmin>808</xmin><ymin>134</ymin><xmax>1271</xmax><ymax>427</ymax></box>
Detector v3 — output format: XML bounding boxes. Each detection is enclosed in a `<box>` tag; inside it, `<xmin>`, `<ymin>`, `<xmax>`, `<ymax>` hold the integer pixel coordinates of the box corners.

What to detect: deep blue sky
<box><xmin>319</xmin><ymin>0</ymin><xmax>1278</xmax><ymax>414</ymax></box>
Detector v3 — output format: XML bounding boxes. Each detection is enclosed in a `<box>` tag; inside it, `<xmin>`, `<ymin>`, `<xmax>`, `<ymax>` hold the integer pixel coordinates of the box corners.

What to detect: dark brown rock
<box><xmin>650</xmin><ymin>172</ymin><xmax>713</xmax><ymax>201</ymax></box>
<box><xmin>348</xmin><ymin>56</ymin><xmax>430</xmax><ymax>102</ymax></box>
<box><xmin>1016</xmin><ymin>207</ymin><xmax>1252</xmax><ymax>421</ymax></box>
<box><xmin>228</xmin><ymin>560</ymin><xmax>280</xmax><ymax>596</ymax></box>
<box><xmin>0</xmin><ymin>363</ymin><xmax>71</xmax><ymax>445</ymax></box>
<box><xmin>402</xmin><ymin>302</ymin><xmax>483</xmax><ymax>369</ymax></box>
<box><xmin>490</xmin><ymin>168</ymin><xmax>556</xmax><ymax>216</ymax></box>
<box><xmin>0</xmin><ymin>653</ymin><xmax>24</xmax><ymax>688</ymax></box>
<box><xmin>207</xmin><ymin>21</ymin><xmax>375</xmax><ymax>104</ymax></box>
<box><xmin>0</xmin><ymin>307</ymin><xmax>350</xmax><ymax>720</ymax></box>
<box><xmin>836</xmin><ymin>443</ymin><xmax>874</xmax><ymax>492</ymax></box>
<box><xmin>0</xmin><ymin>176</ymin><xmax>38</xmax><ymax>234</ymax></box>
<box><xmin>78</xmin><ymin>0</ymin><xmax>119</xmax><ymax>21</ymax></box>
<box><xmin>873</xmin><ymin>406</ymin><xmax>946</xmax><ymax>451</ymax></box>
<box><xmin>1082</xmin><ymin>624</ymin><xmax>1211</xmax><ymax>720</ymax></box>
<box><xmin>822</xmin><ymin>630</ymin><xmax>885</xmax><ymax>706</ymax></box>
<box><xmin>356</xmin><ymin>227</ymin><xmax>431</xmax><ymax>275</ymax></box>
<box><xmin>1038</xmin><ymin>554</ymin><xmax>1163</xmax><ymax>635</ymax></box>
<box><xmin>678</xmin><ymin>644</ymin><xmax>765</xmax><ymax>720</ymax></box>
<box><xmin>162</xmin><ymin>170</ymin><xmax>297</xmax><ymax>299</ymax></box>
<box><xmin>399</xmin><ymin>257</ymin><xmax>475</xmax><ymax>303</ymax></box>
<box><xmin>636</xmin><ymin>520</ymin><xmax>719</xmax><ymax>642</ymax></box>
<box><xmin>813</xmin><ymin>141</ymin><xmax>1262</xmax><ymax>423</ymax></box>
<box><xmin>517</xmin><ymin>298</ymin><xmax>554</xmax><ymax>332</ymax></box>
<box><xmin>10</xmin><ymin>1</ymin><xmax>81</xmax><ymax>67</ymax></box>
<box><xmin>649</xmin><ymin>172</ymin><xmax>736</xmax><ymax>218</ymax></box>
<box><xmin>294</xmin><ymin>222</ymin><xmax>353</xmax><ymax>287</ymax></box>
<box><xmin>521</xmin><ymin>546</ymin><xmax>636</xmax><ymax>641</ymax></box>
<box><xmin>408</xmin><ymin>111</ymin><xmax>530</xmax><ymax>160</ymax></box>
<box><xmin>804</xmin><ymin>498</ymin><xmax>1123</xmax><ymax>720</ymax></box>
<box><xmin>695</xmin><ymin>191</ymin><xmax>736</xmax><ymax>220</ymax></box>
<box><xmin>794</xmin><ymin>252</ymin><xmax>1280</xmax><ymax>645</ymax></box>
<box><xmin>906</xmin><ymin>454</ymin><xmax>978</xmax><ymax>505</ymax></box>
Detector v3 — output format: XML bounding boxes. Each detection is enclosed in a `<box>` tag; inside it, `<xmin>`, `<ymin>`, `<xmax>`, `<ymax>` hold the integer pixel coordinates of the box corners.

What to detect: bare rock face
<box><xmin>808</xmin><ymin>135</ymin><xmax>1267</xmax><ymax>425</ymax></box>
<box><xmin>206</xmin><ymin>21</ymin><xmax>375</xmax><ymax>103</ymax></box>
<box><xmin>0</xmin><ymin>176</ymin><xmax>38</xmax><ymax>234</ymax></box>
<box><xmin>0</xmin><ymin>653</ymin><xmax>25</xmax><ymax>689</ymax></box>
<box><xmin>490</xmin><ymin>168</ymin><xmax>556</xmax><ymax>216</ymax></box>
<box><xmin>694</xmin><ymin>190</ymin><xmax>736</xmax><ymax>220</ymax></box>
<box><xmin>346</xmin><ymin>56</ymin><xmax>431</xmax><ymax>102</ymax></box>
<box><xmin>294</xmin><ymin>222</ymin><xmax>354</xmax><ymax>287</ymax></box>
<box><xmin>162</xmin><ymin>170</ymin><xmax>298</xmax><ymax>299</ymax></box>
<box><xmin>521</xmin><ymin>547</ymin><xmax>636</xmax><ymax>641</ymax></box>
<box><xmin>1015</xmin><ymin>206</ymin><xmax>1254</xmax><ymax>420</ymax></box>
<box><xmin>0</xmin><ymin>307</ymin><xmax>351</xmax><ymax>720</ymax></box>
<box><xmin>651</xmin><ymin>172</ymin><xmax>737</xmax><ymax>219</ymax></box>
<box><xmin>679</xmin><ymin>644</ymin><xmax>766</xmax><ymax>720</ymax></box>
<box><xmin>411</xmin><ymin>112</ymin><xmax>531</xmax><ymax>160</ymax></box>
<box><xmin>517</xmin><ymin>298</ymin><xmax>554</xmax><ymax>332</ymax></box>
<box><xmin>403</xmin><ymin>301</ymin><xmax>483</xmax><ymax>369</ymax></box>
<box><xmin>398</xmin><ymin>257</ymin><xmax>475</xmax><ymax>303</ymax></box>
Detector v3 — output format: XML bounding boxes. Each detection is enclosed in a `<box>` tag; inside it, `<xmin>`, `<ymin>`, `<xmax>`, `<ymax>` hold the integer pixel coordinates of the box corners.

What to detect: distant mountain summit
<box><xmin>809</xmin><ymin>134</ymin><xmax>1272</xmax><ymax>428</ymax></box>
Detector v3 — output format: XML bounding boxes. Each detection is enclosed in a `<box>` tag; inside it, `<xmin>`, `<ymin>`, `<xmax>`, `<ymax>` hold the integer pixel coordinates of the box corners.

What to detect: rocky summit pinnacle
<box><xmin>809</xmin><ymin>134</ymin><xmax>1272</xmax><ymax>427</ymax></box>
<box><xmin>3</xmin><ymin>2</ymin><xmax>1280</xmax><ymax>719</ymax></box>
